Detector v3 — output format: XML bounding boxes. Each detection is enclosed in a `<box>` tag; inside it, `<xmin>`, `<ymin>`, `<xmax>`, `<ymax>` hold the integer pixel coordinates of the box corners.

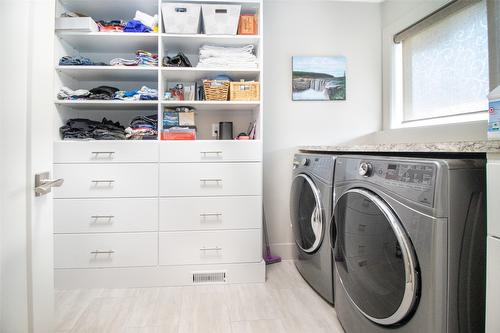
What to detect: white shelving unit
<box><xmin>53</xmin><ymin>0</ymin><xmax>264</xmax><ymax>288</ymax></box>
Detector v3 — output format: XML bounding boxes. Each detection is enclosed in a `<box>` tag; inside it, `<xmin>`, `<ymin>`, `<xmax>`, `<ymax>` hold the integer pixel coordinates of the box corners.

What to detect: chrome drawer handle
<box><xmin>92</xmin><ymin>151</ymin><xmax>115</xmax><ymax>156</ymax></box>
<box><xmin>200</xmin><ymin>151</ymin><xmax>222</xmax><ymax>156</ymax></box>
<box><xmin>91</xmin><ymin>180</ymin><xmax>115</xmax><ymax>184</ymax></box>
<box><xmin>90</xmin><ymin>215</ymin><xmax>114</xmax><ymax>223</ymax></box>
<box><xmin>90</xmin><ymin>250</ymin><xmax>115</xmax><ymax>255</ymax></box>
<box><xmin>200</xmin><ymin>178</ymin><xmax>222</xmax><ymax>183</ymax></box>
<box><xmin>200</xmin><ymin>213</ymin><xmax>222</xmax><ymax>217</ymax></box>
<box><xmin>200</xmin><ymin>246</ymin><xmax>222</xmax><ymax>252</ymax></box>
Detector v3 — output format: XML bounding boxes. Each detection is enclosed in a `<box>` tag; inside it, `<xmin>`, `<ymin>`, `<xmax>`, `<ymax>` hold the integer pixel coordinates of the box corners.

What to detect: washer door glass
<box><xmin>334</xmin><ymin>188</ymin><xmax>419</xmax><ymax>326</ymax></box>
<box><xmin>290</xmin><ymin>174</ymin><xmax>324</xmax><ymax>253</ymax></box>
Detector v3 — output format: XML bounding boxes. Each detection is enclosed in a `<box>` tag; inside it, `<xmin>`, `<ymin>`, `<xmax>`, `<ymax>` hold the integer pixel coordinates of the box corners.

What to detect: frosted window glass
<box><xmin>402</xmin><ymin>1</ymin><xmax>489</xmax><ymax>122</ymax></box>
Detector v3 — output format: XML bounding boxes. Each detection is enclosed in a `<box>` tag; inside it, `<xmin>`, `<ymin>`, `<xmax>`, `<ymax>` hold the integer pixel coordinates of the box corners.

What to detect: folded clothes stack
<box><xmin>114</xmin><ymin>86</ymin><xmax>158</xmax><ymax>101</ymax></box>
<box><xmin>97</xmin><ymin>20</ymin><xmax>125</xmax><ymax>32</ymax></box>
<box><xmin>110</xmin><ymin>50</ymin><xmax>158</xmax><ymax>67</ymax></box>
<box><xmin>125</xmin><ymin>114</ymin><xmax>158</xmax><ymax>140</ymax></box>
<box><xmin>59</xmin><ymin>56</ymin><xmax>108</xmax><ymax>66</ymax></box>
<box><xmin>136</xmin><ymin>50</ymin><xmax>158</xmax><ymax>66</ymax></box>
<box><xmin>60</xmin><ymin>118</ymin><xmax>126</xmax><ymax>140</ymax></box>
<box><xmin>97</xmin><ymin>10</ymin><xmax>158</xmax><ymax>33</ymax></box>
<box><xmin>57</xmin><ymin>86</ymin><xmax>119</xmax><ymax>100</ymax></box>
<box><xmin>197</xmin><ymin>45</ymin><xmax>258</xmax><ymax>69</ymax></box>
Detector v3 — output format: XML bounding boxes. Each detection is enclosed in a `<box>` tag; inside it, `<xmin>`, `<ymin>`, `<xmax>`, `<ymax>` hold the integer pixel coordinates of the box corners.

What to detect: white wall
<box><xmin>263</xmin><ymin>0</ymin><xmax>382</xmax><ymax>258</ymax></box>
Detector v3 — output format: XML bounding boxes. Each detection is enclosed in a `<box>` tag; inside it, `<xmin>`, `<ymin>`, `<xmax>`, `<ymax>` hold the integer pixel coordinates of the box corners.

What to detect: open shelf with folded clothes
<box><xmin>54</xmin><ymin>108</ymin><xmax>159</xmax><ymax>141</ymax></box>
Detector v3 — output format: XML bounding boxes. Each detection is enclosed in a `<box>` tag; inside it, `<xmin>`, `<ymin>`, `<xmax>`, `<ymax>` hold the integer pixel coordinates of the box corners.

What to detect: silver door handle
<box><xmin>200</xmin><ymin>246</ymin><xmax>222</xmax><ymax>251</ymax></box>
<box><xmin>35</xmin><ymin>172</ymin><xmax>64</xmax><ymax>196</ymax></box>
<box><xmin>91</xmin><ymin>215</ymin><xmax>115</xmax><ymax>219</ymax></box>
<box><xmin>90</xmin><ymin>250</ymin><xmax>115</xmax><ymax>255</ymax></box>
<box><xmin>90</xmin><ymin>215</ymin><xmax>114</xmax><ymax>223</ymax></box>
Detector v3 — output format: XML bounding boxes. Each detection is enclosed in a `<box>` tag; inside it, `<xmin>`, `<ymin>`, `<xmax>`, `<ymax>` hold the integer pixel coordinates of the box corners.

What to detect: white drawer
<box><xmin>159</xmin><ymin>163</ymin><xmax>261</xmax><ymax>197</ymax></box>
<box><xmin>160</xmin><ymin>196</ymin><xmax>261</xmax><ymax>231</ymax></box>
<box><xmin>54</xmin><ymin>233</ymin><xmax>157</xmax><ymax>269</ymax></box>
<box><xmin>159</xmin><ymin>230</ymin><xmax>261</xmax><ymax>265</ymax></box>
<box><xmin>53</xmin><ymin>164</ymin><xmax>158</xmax><ymax>198</ymax></box>
<box><xmin>55</xmin><ymin>198</ymin><xmax>158</xmax><ymax>233</ymax></box>
<box><xmin>160</xmin><ymin>141</ymin><xmax>262</xmax><ymax>163</ymax></box>
<box><xmin>54</xmin><ymin>141</ymin><xmax>158</xmax><ymax>163</ymax></box>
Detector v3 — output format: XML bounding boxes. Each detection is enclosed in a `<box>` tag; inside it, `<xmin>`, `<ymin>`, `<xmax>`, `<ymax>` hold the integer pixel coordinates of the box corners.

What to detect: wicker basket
<box><xmin>203</xmin><ymin>80</ymin><xmax>230</xmax><ymax>101</ymax></box>
<box><xmin>230</xmin><ymin>81</ymin><xmax>260</xmax><ymax>101</ymax></box>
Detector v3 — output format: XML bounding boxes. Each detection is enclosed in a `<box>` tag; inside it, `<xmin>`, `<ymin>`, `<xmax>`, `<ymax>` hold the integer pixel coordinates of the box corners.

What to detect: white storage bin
<box><xmin>55</xmin><ymin>17</ymin><xmax>98</xmax><ymax>32</ymax></box>
<box><xmin>202</xmin><ymin>4</ymin><xmax>241</xmax><ymax>35</ymax></box>
<box><xmin>162</xmin><ymin>3</ymin><xmax>201</xmax><ymax>34</ymax></box>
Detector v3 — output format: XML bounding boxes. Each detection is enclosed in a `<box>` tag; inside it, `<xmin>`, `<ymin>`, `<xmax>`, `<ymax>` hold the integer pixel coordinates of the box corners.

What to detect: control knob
<box><xmin>359</xmin><ymin>162</ymin><xmax>373</xmax><ymax>177</ymax></box>
<box><xmin>300</xmin><ymin>158</ymin><xmax>310</xmax><ymax>166</ymax></box>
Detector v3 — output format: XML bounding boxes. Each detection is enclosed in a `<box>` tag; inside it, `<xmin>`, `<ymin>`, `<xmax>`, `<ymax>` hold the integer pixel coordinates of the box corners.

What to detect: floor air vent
<box><xmin>192</xmin><ymin>271</ymin><xmax>227</xmax><ymax>284</ymax></box>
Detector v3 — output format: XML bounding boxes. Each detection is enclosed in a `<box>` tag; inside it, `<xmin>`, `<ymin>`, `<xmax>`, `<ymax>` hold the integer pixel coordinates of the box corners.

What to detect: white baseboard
<box><xmin>55</xmin><ymin>261</ymin><xmax>266</xmax><ymax>289</ymax></box>
<box><xmin>269</xmin><ymin>243</ymin><xmax>297</xmax><ymax>260</ymax></box>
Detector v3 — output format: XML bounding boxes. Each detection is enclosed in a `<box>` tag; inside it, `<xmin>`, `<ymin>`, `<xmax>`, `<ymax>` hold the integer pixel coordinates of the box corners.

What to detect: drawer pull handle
<box><xmin>90</xmin><ymin>215</ymin><xmax>114</xmax><ymax>223</ymax></box>
<box><xmin>200</xmin><ymin>213</ymin><xmax>222</xmax><ymax>217</ymax></box>
<box><xmin>200</xmin><ymin>246</ymin><xmax>222</xmax><ymax>252</ymax></box>
<box><xmin>200</xmin><ymin>178</ymin><xmax>222</xmax><ymax>184</ymax></box>
<box><xmin>200</xmin><ymin>151</ymin><xmax>222</xmax><ymax>156</ymax></box>
<box><xmin>91</xmin><ymin>180</ymin><xmax>115</xmax><ymax>184</ymax></box>
<box><xmin>90</xmin><ymin>250</ymin><xmax>115</xmax><ymax>255</ymax></box>
<box><xmin>92</xmin><ymin>151</ymin><xmax>115</xmax><ymax>157</ymax></box>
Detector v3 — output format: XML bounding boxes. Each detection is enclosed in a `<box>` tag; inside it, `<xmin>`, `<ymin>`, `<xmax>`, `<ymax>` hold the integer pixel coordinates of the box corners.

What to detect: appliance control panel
<box><xmin>293</xmin><ymin>154</ymin><xmax>335</xmax><ymax>184</ymax></box>
<box><xmin>337</xmin><ymin>158</ymin><xmax>437</xmax><ymax>207</ymax></box>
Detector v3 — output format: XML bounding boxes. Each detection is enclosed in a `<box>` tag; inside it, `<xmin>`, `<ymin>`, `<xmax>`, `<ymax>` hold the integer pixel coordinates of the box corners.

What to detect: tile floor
<box><xmin>55</xmin><ymin>260</ymin><xmax>345</xmax><ymax>333</ymax></box>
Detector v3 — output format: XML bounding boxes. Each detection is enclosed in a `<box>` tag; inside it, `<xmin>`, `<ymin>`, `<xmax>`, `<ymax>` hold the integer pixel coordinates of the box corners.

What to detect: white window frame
<box><xmin>383</xmin><ymin>0</ymin><xmax>489</xmax><ymax>130</ymax></box>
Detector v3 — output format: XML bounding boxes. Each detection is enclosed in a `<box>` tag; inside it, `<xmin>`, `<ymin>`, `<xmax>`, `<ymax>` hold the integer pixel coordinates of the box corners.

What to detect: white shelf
<box><xmin>161</xmin><ymin>67</ymin><xmax>260</xmax><ymax>81</ymax></box>
<box><xmin>59</xmin><ymin>0</ymin><xmax>158</xmax><ymax>22</ymax></box>
<box><xmin>162</xmin><ymin>34</ymin><xmax>260</xmax><ymax>54</ymax></box>
<box><xmin>56</xmin><ymin>32</ymin><xmax>158</xmax><ymax>53</ymax></box>
<box><xmin>162</xmin><ymin>100</ymin><xmax>259</xmax><ymax>111</ymax></box>
<box><xmin>56</xmin><ymin>66</ymin><xmax>158</xmax><ymax>81</ymax></box>
<box><xmin>55</xmin><ymin>100</ymin><xmax>158</xmax><ymax>110</ymax></box>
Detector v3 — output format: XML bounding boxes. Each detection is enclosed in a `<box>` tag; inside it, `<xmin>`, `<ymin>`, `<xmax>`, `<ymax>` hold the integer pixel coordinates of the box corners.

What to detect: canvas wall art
<box><xmin>292</xmin><ymin>56</ymin><xmax>346</xmax><ymax>101</ymax></box>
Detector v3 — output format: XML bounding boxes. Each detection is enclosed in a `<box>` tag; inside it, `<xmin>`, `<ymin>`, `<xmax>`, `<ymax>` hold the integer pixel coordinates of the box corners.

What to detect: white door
<box><xmin>1</xmin><ymin>0</ymin><xmax>56</xmax><ymax>332</ymax></box>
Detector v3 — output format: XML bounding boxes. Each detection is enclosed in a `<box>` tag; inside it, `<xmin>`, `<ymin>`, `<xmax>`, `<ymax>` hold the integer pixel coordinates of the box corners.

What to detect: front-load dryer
<box><xmin>332</xmin><ymin>155</ymin><xmax>486</xmax><ymax>333</ymax></box>
<box><xmin>290</xmin><ymin>153</ymin><xmax>336</xmax><ymax>304</ymax></box>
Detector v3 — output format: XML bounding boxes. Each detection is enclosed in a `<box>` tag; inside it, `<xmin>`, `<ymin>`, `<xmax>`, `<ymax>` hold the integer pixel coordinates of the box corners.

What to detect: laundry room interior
<box><xmin>1</xmin><ymin>0</ymin><xmax>500</xmax><ymax>332</ymax></box>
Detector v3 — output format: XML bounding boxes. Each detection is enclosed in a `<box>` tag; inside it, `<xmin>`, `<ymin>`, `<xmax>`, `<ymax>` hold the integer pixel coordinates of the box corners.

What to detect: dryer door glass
<box><xmin>290</xmin><ymin>174</ymin><xmax>324</xmax><ymax>253</ymax></box>
<box><xmin>334</xmin><ymin>189</ymin><xmax>419</xmax><ymax>326</ymax></box>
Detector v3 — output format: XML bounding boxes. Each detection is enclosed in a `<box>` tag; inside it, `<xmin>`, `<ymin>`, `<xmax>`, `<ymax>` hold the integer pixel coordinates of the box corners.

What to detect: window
<box><xmin>396</xmin><ymin>1</ymin><xmax>489</xmax><ymax>126</ymax></box>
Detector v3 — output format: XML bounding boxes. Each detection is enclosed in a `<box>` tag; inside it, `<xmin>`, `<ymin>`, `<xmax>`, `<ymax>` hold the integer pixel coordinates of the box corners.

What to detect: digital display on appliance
<box><xmin>385</xmin><ymin>164</ymin><xmax>434</xmax><ymax>186</ymax></box>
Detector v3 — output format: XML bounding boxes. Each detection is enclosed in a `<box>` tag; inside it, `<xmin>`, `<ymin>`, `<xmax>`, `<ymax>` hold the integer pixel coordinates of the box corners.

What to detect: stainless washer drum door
<box><xmin>290</xmin><ymin>174</ymin><xmax>324</xmax><ymax>253</ymax></box>
<box><xmin>334</xmin><ymin>188</ymin><xmax>420</xmax><ymax>326</ymax></box>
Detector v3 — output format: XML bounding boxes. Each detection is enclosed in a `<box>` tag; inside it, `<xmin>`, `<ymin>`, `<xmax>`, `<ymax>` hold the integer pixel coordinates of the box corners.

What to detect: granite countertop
<box><xmin>299</xmin><ymin>140</ymin><xmax>500</xmax><ymax>154</ymax></box>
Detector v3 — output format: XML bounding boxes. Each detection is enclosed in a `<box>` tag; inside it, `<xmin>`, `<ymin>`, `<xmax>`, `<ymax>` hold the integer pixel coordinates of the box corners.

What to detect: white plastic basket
<box><xmin>162</xmin><ymin>3</ymin><xmax>201</xmax><ymax>34</ymax></box>
<box><xmin>55</xmin><ymin>17</ymin><xmax>98</xmax><ymax>32</ymax></box>
<box><xmin>201</xmin><ymin>4</ymin><xmax>241</xmax><ymax>35</ymax></box>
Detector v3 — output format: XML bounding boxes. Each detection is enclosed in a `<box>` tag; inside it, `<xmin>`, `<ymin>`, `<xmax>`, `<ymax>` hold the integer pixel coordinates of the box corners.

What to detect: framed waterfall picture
<box><xmin>292</xmin><ymin>56</ymin><xmax>346</xmax><ymax>101</ymax></box>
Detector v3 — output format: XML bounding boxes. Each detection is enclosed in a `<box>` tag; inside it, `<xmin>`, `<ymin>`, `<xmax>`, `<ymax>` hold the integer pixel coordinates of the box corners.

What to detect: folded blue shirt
<box><xmin>124</xmin><ymin>20</ymin><xmax>152</xmax><ymax>33</ymax></box>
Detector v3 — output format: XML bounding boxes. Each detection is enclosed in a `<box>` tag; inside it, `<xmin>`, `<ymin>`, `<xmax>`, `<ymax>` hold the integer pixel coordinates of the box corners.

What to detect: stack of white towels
<box><xmin>197</xmin><ymin>45</ymin><xmax>258</xmax><ymax>69</ymax></box>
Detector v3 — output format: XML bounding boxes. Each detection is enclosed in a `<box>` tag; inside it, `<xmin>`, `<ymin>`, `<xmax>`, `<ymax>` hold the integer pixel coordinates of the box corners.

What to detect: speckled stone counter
<box><xmin>299</xmin><ymin>140</ymin><xmax>500</xmax><ymax>154</ymax></box>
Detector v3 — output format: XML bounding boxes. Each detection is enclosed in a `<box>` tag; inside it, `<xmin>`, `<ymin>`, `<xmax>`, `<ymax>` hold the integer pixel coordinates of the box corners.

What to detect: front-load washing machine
<box><xmin>290</xmin><ymin>153</ymin><xmax>336</xmax><ymax>304</ymax></box>
<box><xmin>332</xmin><ymin>155</ymin><xmax>486</xmax><ymax>333</ymax></box>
